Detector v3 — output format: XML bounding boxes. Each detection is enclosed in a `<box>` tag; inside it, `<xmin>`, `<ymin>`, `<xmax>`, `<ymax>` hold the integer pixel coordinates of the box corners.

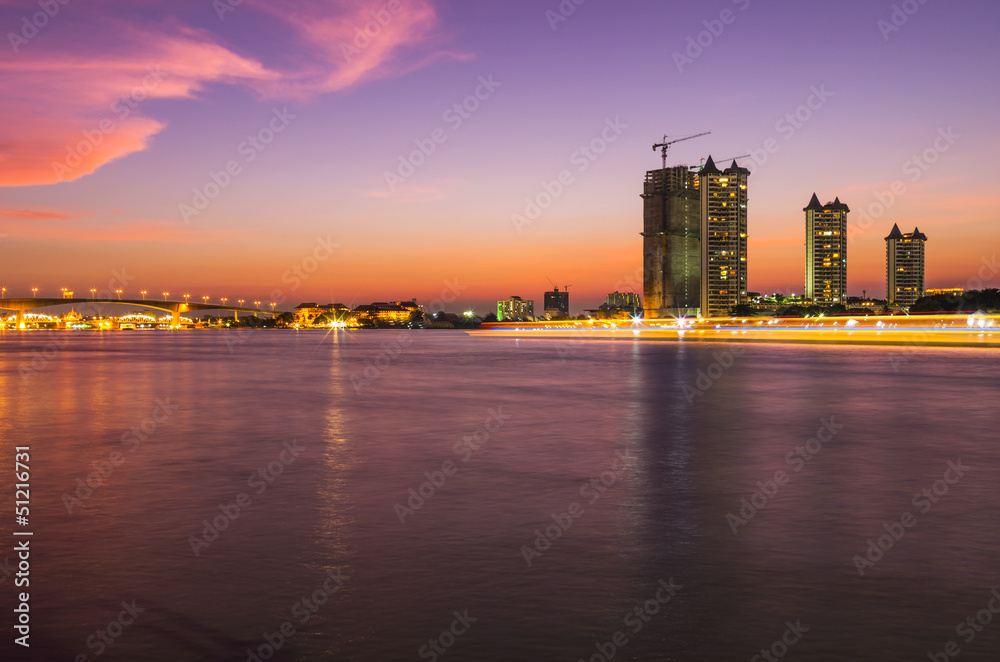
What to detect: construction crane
<box><xmin>690</xmin><ymin>154</ymin><xmax>751</xmax><ymax>170</ymax></box>
<box><xmin>546</xmin><ymin>277</ymin><xmax>572</xmax><ymax>292</ymax></box>
<box><xmin>652</xmin><ymin>131</ymin><xmax>711</xmax><ymax>170</ymax></box>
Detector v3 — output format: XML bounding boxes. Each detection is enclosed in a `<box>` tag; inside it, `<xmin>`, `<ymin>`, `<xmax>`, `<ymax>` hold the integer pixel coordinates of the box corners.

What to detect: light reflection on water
<box><xmin>0</xmin><ymin>330</ymin><xmax>998</xmax><ymax>661</ymax></box>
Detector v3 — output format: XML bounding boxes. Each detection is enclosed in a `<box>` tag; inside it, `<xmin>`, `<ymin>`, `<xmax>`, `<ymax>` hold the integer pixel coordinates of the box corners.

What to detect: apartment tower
<box><xmin>885</xmin><ymin>224</ymin><xmax>927</xmax><ymax>307</ymax></box>
<box><xmin>699</xmin><ymin>157</ymin><xmax>750</xmax><ymax>316</ymax></box>
<box><xmin>804</xmin><ymin>193</ymin><xmax>850</xmax><ymax>304</ymax></box>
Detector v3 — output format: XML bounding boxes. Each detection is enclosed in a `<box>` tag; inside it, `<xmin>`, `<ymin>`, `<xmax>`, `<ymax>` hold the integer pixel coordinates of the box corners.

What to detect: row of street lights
<box><xmin>4</xmin><ymin>288</ymin><xmax>276</xmax><ymax>311</ymax></box>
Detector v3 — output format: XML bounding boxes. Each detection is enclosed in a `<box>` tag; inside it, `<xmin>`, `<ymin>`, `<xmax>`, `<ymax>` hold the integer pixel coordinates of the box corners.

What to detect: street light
<box><xmin>31</xmin><ymin>288</ymin><xmax>38</xmax><ymax>298</ymax></box>
<box><xmin>237</xmin><ymin>299</ymin><xmax>244</xmax><ymax>307</ymax></box>
<box><xmin>90</xmin><ymin>288</ymin><xmax>97</xmax><ymax>299</ymax></box>
<box><xmin>140</xmin><ymin>290</ymin><xmax>147</xmax><ymax>300</ymax></box>
<box><xmin>1</xmin><ymin>287</ymin><xmax>5</xmax><ymax>299</ymax></box>
<box><xmin>254</xmin><ymin>300</ymin><xmax>261</xmax><ymax>310</ymax></box>
<box><xmin>221</xmin><ymin>297</ymin><xmax>228</xmax><ymax>305</ymax></box>
<box><xmin>183</xmin><ymin>294</ymin><xmax>191</xmax><ymax>303</ymax></box>
<box><xmin>202</xmin><ymin>296</ymin><xmax>209</xmax><ymax>305</ymax></box>
<box><xmin>270</xmin><ymin>302</ymin><xmax>276</xmax><ymax>312</ymax></box>
<box><xmin>116</xmin><ymin>289</ymin><xmax>122</xmax><ymax>300</ymax></box>
<box><xmin>163</xmin><ymin>292</ymin><xmax>169</xmax><ymax>301</ymax></box>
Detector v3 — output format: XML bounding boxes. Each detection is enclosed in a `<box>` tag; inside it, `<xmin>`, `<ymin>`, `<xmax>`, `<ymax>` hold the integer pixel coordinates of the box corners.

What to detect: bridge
<box><xmin>0</xmin><ymin>298</ymin><xmax>277</xmax><ymax>329</ymax></box>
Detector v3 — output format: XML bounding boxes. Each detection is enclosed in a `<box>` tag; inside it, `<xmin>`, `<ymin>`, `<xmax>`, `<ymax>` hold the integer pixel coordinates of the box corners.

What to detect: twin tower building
<box><xmin>642</xmin><ymin>157</ymin><xmax>927</xmax><ymax>318</ymax></box>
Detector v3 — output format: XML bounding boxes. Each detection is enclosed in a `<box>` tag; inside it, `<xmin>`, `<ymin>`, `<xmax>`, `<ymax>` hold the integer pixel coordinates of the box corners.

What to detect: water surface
<box><xmin>1</xmin><ymin>330</ymin><xmax>998</xmax><ymax>661</ymax></box>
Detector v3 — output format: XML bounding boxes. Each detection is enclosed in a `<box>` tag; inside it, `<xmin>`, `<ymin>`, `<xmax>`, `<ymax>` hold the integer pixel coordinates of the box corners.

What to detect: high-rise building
<box><xmin>497</xmin><ymin>296</ymin><xmax>534</xmax><ymax>321</ymax></box>
<box><xmin>804</xmin><ymin>193</ymin><xmax>850</xmax><ymax>304</ymax></box>
<box><xmin>543</xmin><ymin>287</ymin><xmax>569</xmax><ymax>318</ymax></box>
<box><xmin>641</xmin><ymin>165</ymin><xmax>701</xmax><ymax>318</ymax></box>
<box><xmin>606</xmin><ymin>291</ymin><xmax>641</xmax><ymax>314</ymax></box>
<box><xmin>885</xmin><ymin>224</ymin><xmax>927</xmax><ymax>307</ymax></box>
<box><xmin>699</xmin><ymin>157</ymin><xmax>750</xmax><ymax>316</ymax></box>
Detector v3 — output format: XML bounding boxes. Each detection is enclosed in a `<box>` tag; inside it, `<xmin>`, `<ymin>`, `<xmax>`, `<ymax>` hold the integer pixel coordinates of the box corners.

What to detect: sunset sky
<box><xmin>1</xmin><ymin>0</ymin><xmax>998</xmax><ymax>313</ymax></box>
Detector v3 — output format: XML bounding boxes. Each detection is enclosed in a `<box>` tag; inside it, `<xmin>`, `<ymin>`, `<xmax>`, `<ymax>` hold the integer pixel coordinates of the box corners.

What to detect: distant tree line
<box><xmin>910</xmin><ymin>289</ymin><xmax>1000</xmax><ymax>313</ymax></box>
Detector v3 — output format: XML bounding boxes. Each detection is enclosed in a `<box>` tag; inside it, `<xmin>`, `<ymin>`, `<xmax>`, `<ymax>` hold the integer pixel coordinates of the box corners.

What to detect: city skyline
<box><xmin>1</xmin><ymin>1</ymin><xmax>998</xmax><ymax>313</ymax></box>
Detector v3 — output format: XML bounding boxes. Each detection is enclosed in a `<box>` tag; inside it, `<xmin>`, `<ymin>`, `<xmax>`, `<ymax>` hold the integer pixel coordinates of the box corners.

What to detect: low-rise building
<box><xmin>497</xmin><ymin>296</ymin><xmax>534</xmax><ymax>322</ymax></box>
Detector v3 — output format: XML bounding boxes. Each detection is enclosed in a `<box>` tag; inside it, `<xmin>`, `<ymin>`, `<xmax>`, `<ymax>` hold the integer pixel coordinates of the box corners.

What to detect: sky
<box><xmin>1</xmin><ymin>0</ymin><xmax>999</xmax><ymax>314</ymax></box>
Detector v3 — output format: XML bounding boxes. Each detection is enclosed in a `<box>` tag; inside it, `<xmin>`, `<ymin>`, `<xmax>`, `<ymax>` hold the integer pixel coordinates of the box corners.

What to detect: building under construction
<box><xmin>641</xmin><ymin>166</ymin><xmax>701</xmax><ymax>318</ymax></box>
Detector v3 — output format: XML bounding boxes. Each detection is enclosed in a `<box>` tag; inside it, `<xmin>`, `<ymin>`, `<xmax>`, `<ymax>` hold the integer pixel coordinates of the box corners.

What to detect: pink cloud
<box><xmin>0</xmin><ymin>1</ymin><xmax>464</xmax><ymax>187</ymax></box>
<box><xmin>0</xmin><ymin>207</ymin><xmax>86</xmax><ymax>221</ymax></box>
<box><xmin>0</xmin><ymin>29</ymin><xmax>276</xmax><ymax>187</ymax></box>
<box><xmin>244</xmin><ymin>0</ymin><xmax>470</xmax><ymax>98</ymax></box>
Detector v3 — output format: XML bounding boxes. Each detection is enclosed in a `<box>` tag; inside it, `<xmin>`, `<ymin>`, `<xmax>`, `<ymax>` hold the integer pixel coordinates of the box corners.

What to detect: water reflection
<box><xmin>0</xmin><ymin>333</ymin><xmax>998</xmax><ymax>661</ymax></box>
